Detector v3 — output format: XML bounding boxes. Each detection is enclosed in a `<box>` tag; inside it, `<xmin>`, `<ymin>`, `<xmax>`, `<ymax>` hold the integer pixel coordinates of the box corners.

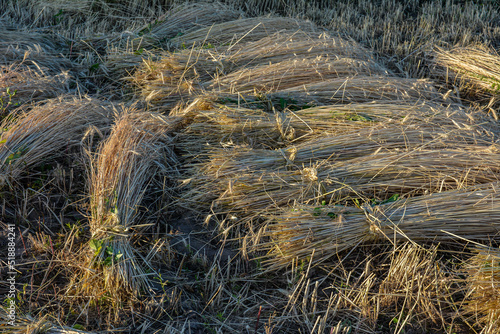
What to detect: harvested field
<box><xmin>1</xmin><ymin>1</ymin><xmax>500</xmax><ymax>333</ymax></box>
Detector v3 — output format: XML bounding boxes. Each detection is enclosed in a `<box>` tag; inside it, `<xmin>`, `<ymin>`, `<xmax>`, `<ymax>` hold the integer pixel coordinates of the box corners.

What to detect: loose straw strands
<box><xmin>208</xmin><ymin>57</ymin><xmax>388</xmax><ymax>95</ymax></box>
<box><xmin>465</xmin><ymin>247</ymin><xmax>500</xmax><ymax>331</ymax></box>
<box><xmin>0</xmin><ymin>96</ymin><xmax>111</xmax><ymax>188</ymax></box>
<box><xmin>170</xmin><ymin>17</ymin><xmax>318</xmax><ymax>49</ymax></box>
<box><xmin>0</xmin><ymin>65</ymin><xmax>70</xmax><ymax>106</ymax></box>
<box><xmin>433</xmin><ymin>45</ymin><xmax>500</xmax><ymax>99</ymax></box>
<box><xmin>138</xmin><ymin>2</ymin><xmax>242</xmax><ymax>41</ymax></box>
<box><xmin>259</xmin><ymin>182</ymin><xmax>500</xmax><ymax>270</ymax></box>
<box><xmin>271</xmin><ymin>76</ymin><xmax>446</xmax><ymax>105</ymax></box>
<box><xmin>378</xmin><ymin>243</ymin><xmax>457</xmax><ymax>325</ymax></box>
<box><xmin>81</xmin><ymin>110</ymin><xmax>177</xmax><ymax>296</ymax></box>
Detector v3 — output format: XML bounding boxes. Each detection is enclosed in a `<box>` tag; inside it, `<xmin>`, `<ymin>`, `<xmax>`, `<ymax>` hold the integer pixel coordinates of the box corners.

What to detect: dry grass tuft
<box><xmin>226</xmin><ymin>30</ymin><xmax>376</xmax><ymax>66</ymax></box>
<box><xmin>465</xmin><ymin>247</ymin><xmax>500</xmax><ymax>332</ymax></box>
<box><xmin>0</xmin><ymin>309</ymin><xmax>97</xmax><ymax>333</ymax></box>
<box><xmin>433</xmin><ymin>45</ymin><xmax>500</xmax><ymax>102</ymax></box>
<box><xmin>0</xmin><ymin>96</ymin><xmax>111</xmax><ymax>189</ymax></box>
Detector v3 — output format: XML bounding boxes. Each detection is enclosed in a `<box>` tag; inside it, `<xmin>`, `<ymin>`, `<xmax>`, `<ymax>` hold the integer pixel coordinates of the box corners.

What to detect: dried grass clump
<box><xmin>257</xmin><ymin>182</ymin><xmax>500</xmax><ymax>270</ymax></box>
<box><xmin>0</xmin><ymin>96</ymin><xmax>111</xmax><ymax>188</ymax></box>
<box><xmin>271</xmin><ymin>76</ymin><xmax>446</xmax><ymax>105</ymax></box>
<box><xmin>0</xmin><ymin>65</ymin><xmax>70</xmax><ymax>106</ymax></box>
<box><xmin>74</xmin><ymin>109</ymin><xmax>179</xmax><ymax>298</ymax></box>
<box><xmin>171</xmin><ymin>17</ymin><xmax>317</xmax><ymax>49</ymax></box>
<box><xmin>379</xmin><ymin>243</ymin><xmax>457</xmax><ymax>328</ymax></box>
<box><xmin>208</xmin><ymin>57</ymin><xmax>388</xmax><ymax>95</ymax></box>
<box><xmin>433</xmin><ymin>45</ymin><xmax>500</xmax><ymax>100</ymax></box>
<box><xmin>139</xmin><ymin>1</ymin><xmax>242</xmax><ymax>40</ymax></box>
<box><xmin>465</xmin><ymin>247</ymin><xmax>500</xmax><ymax>331</ymax></box>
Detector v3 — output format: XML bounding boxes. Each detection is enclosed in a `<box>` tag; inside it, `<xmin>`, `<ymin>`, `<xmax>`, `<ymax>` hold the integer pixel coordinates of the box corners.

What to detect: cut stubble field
<box><xmin>1</xmin><ymin>1</ymin><xmax>500</xmax><ymax>333</ymax></box>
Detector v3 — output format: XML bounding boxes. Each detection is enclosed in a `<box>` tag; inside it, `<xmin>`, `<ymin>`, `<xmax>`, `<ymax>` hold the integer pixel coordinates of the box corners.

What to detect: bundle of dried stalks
<box><xmin>433</xmin><ymin>45</ymin><xmax>500</xmax><ymax>100</ymax></box>
<box><xmin>171</xmin><ymin>17</ymin><xmax>317</xmax><ymax>48</ymax></box>
<box><xmin>187</xmin><ymin>142</ymin><xmax>500</xmax><ymax>220</ymax></box>
<box><xmin>176</xmin><ymin>100</ymin><xmax>474</xmax><ymax>160</ymax></box>
<box><xmin>271</xmin><ymin>76</ymin><xmax>446</xmax><ymax>105</ymax></box>
<box><xmin>379</xmin><ymin>243</ymin><xmax>457</xmax><ymax>326</ymax></box>
<box><xmin>465</xmin><ymin>247</ymin><xmax>500</xmax><ymax>331</ymax></box>
<box><xmin>0</xmin><ymin>96</ymin><xmax>111</xmax><ymax>188</ymax></box>
<box><xmin>0</xmin><ymin>30</ymin><xmax>71</xmax><ymax>73</ymax></box>
<box><xmin>180</xmin><ymin>111</ymin><xmax>492</xmax><ymax>214</ymax></box>
<box><xmin>76</xmin><ymin>109</ymin><xmax>179</xmax><ymax>298</ymax></box>
<box><xmin>226</xmin><ymin>31</ymin><xmax>376</xmax><ymax>67</ymax></box>
<box><xmin>103</xmin><ymin>48</ymin><xmax>158</xmax><ymax>82</ymax></box>
<box><xmin>74</xmin><ymin>31</ymin><xmax>158</xmax><ymax>54</ymax></box>
<box><xmin>208</xmin><ymin>57</ymin><xmax>388</xmax><ymax>94</ymax></box>
<box><xmin>258</xmin><ymin>181</ymin><xmax>500</xmax><ymax>270</ymax></box>
<box><xmin>132</xmin><ymin>49</ymin><xmax>228</xmax><ymax>108</ymax></box>
<box><xmin>0</xmin><ymin>65</ymin><xmax>70</xmax><ymax>106</ymax></box>
<box><xmin>139</xmin><ymin>1</ymin><xmax>242</xmax><ymax>40</ymax></box>
<box><xmin>206</xmin><ymin>111</ymin><xmax>488</xmax><ymax>169</ymax></box>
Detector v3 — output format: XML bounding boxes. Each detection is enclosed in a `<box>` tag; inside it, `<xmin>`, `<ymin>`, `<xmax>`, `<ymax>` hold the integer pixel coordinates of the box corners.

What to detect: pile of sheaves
<box><xmin>129</xmin><ymin>9</ymin><xmax>500</xmax><ymax>272</ymax></box>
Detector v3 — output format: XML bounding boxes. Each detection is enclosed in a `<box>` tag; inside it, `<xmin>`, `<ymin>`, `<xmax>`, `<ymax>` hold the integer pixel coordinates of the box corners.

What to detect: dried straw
<box><xmin>177</xmin><ymin>100</ymin><xmax>477</xmax><ymax>155</ymax></box>
<box><xmin>79</xmin><ymin>109</ymin><xmax>179</xmax><ymax>297</ymax></box>
<box><xmin>465</xmin><ymin>247</ymin><xmax>500</xmax><ymax>331</ymax></box>
<box><xmin>433</xmin><ymin>45</ymin><xmax>500</xmax><ymax>100</ymax></box>
<box><xmin>207</xmin><ymin>57</ymin><xmax>388</xmax><ymax>95</ymax></box>
<box><xmin>187</xmin><ymin>142</ymin><xmax>500</xmax><ymax>219</ymax></box>
<box><xmin>378</xmin><ymin>243</ymin><xmax>456</xmax><ymax>325</ymax></box>
<box><xmin>132</xmin><ymin>48</ymin><xmax>228</xmax><ymax>108</ymax></box>
<box><xmin>0</xmin><ymin>65</ymin><xmax>70</xmax><ymax>106</ymax></box>
<box><xmin>0</xmin><ymin>30</ymin><xmax>71</xmax><ymax>73</ymax></box>
<box><xmin>270</xmin><ymin>76</ymin><xmax>446</xmax><ymax>105</ymax></box>
<box><xmin>258</xmin><ymin>181</ymin><xmax>500</xmax><ymax>270</ymax></box>
<box><xmin>180</xmin><ymin>108</ymin><xmax>493</xmax><ymax>213</ymax></box>
<box><xmin>138</xmin><ymin>1</ymin><xmax>242</xmax><ymax>41</ymax></box>
<box><xmin>170</xmin><ymin>17</ymin><xmax>317</xmax><ymax>49</ymax></box>
<box><xmin>103</xmin><ymin>48</ymin><xmax>158</xmax><ymax>82</ymax></box>
<box><xmin>226</xmin><ymin>31</ymin><xmax>377</xmax><ymax>67</ymax></box>
<box><xmin>0</xmin><ymin>96</ymin><xmax>111</xmax><ymax>188</ymax></box>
